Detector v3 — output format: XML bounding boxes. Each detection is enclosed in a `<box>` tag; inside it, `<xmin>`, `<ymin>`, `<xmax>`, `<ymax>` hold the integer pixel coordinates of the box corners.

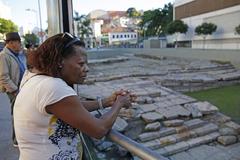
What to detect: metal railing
<box><xmin>107</xmin><ymin>129</ymin><xmax>169</xmax><ymax>160</ymax></box>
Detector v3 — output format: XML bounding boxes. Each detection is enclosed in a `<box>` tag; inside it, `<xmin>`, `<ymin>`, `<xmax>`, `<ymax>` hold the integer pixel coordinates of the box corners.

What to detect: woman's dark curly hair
<box><xmin>27</xmin><ymin>33</ymin><xmax>85</xmax><ymax>77</ymax></box>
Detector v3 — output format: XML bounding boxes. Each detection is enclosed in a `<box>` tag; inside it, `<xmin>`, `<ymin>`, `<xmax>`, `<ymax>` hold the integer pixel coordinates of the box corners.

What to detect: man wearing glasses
<box><xmin>0</xmin><ymin>32</ymin><xmax>26</xmax><ymax>147</ymax></box>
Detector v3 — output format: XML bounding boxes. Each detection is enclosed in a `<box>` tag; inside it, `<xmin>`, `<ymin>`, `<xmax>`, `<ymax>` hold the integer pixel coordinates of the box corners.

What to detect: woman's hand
<box><xmin>104</xmin><ymin>89</ymin><xmax>137</xmax><ymax>107</ymax></box>
<box><xmin>114</xmin><ymin>93</ymin><xmax>132</xmax><ymax>109</ymax></box>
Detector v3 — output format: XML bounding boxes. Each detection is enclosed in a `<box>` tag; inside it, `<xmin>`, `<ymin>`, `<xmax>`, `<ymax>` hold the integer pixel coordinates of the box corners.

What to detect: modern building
<box><xmin>173</xmin><ymin>0</ymin><xmax>240</xmax><ymax>49</ymax></box>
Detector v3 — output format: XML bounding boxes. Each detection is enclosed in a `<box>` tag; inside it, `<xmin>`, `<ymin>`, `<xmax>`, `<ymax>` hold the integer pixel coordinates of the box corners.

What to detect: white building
<box><xmin>91</xmin><ymin>20</ymin><xmax>103</xmax><ymax>38</ymax></box>
<box><xmin>173</xmin><ymin>0</ymin><xmax>240</xmax><ymax>50</ymax></box>
<box><xmin>108</xmin><ymin>32</ymin><xmax>137</xmax><ymax>45</ymax></box>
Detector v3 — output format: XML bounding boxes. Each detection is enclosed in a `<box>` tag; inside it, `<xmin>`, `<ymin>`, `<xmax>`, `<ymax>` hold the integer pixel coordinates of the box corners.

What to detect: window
<box><xmin>112</xmin><ymin>35</ymin><xmax>115</xmax><ymax>38</ymax></box>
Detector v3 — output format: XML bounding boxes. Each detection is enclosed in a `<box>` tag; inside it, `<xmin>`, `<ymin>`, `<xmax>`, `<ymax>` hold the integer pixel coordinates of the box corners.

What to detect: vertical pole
<box><xmin>46</xmin><ymin>0</ymin><xmax>73</xmax><ymax>37</ymax></box>
<box><xmin>38</xmin><ymin>0</ymin><xmax>43</xmax><ymax>43</ymax></box>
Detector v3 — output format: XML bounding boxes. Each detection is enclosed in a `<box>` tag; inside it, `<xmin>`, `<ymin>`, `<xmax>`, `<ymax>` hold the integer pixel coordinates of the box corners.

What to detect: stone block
<box><xmin>163</xmin><ymin>119</ymin><xmax>184</xmax><ymax>127</ymax></box>
<box><xmin>138</xmin><ymin>127</ymin><xmax>176</xmax><ymax>142</ymax></box>
<box><xmin>138</xmin><ymin>131</ymin><xmax>161</xmax><ymax>142</ymax></box>
<box><xmin>224</xmin><ymin>121</ymin><xmax>240</xmax><ymax>134</ymax></box>
<box><xmin>113</xmin><ymin>117</ymin><xmax>128</xmax><ymax>132</ymax></box>
<box><xmin>184</xmin><ymin>119</ymin><xmax>206</xmax><ymax>129</ymax></box>
<box><xmin>141</xmin><ymin>112</ymin><xmax>164</xmax><ymax>123</ymax></box>
<box><xmin>173</xmin><ymin>132</ymin><xmax>191</xmax><ymax>142</ymax></box>
<box><xmin>194</xmin><ymin>101</ymin><xmax>219</xmax><ymax>115</ymax></box>
<box><xmin>207</xmin><ymin>132</ymin><xmax>220</xmax><ymax>140</ymax></box>
<box><xmin>164</xmin><ymin>141</ymin><xmax>190</xmax><ymax>156</ymax></box>
<box><xmin>156</xmin><ymin>107</ymin><xmax>178</xmax><ymax>119</ymax></box>
<box><xmin>172</xmin><ymin>105</ymin><xmax>191</xmax><ymax>117</ymax></box>
<box><xmin>139</xmin><ymin>104</ymin><xmax>158</xmax><ymax>113</ymax></box>
<box><xmin>154</xmin><ymin>148</ymin><xmax>168</xmax><ymax>156</ymax></box>
<box><xmin>184</xmin><ymin>103</ymin><xmax>202</xmax><ymax>118</ymax></box>
<box><xmin>189</xmin><ymin>131</ymin><xmax>198</xmax><ymax>138</ymax></box>
<box><xmin>136</xmin><ymin>96</ymin><xmax>154</xmax><ymax>104</ymax></box>
<box><xmin>219</xmin><ymin>127</ymin><xmax>238</xmax><ymax>136</ymax></box>
<box><xmin>159</xmin><ymin>135</ymin><xmax>177</xmax><ymax>147</ymax></box>
<box><xmin>175</xmin><ymin>126</ymin><xmax>188</xmax><ymax>133</ymax></box>
<box><xmin>193</xmin><ymin>123</ymin><xmax>219</xmax><ymax>136</ymax></box>
<box><xmin>156</xmin><ymin>105</ymin><xmax>191</xmax><ymax>119</ymax></box>
<box><xmin>217</xmin><ymin>136</ymin><xmax>237</xmax><ymax>146</ymax></box>
<box><xmin>186</xmin><ymin>137</ymin><xmax>207</xmax><ymax>148</ymax></box>
<box><xmin>207</xmin><ymin>112</ymin><xmax>231</xmax><ymax>124</ymax></box>
<box><xmin>159</xmin><ymin>128</ymin><xmax>177</xmax><ymax>137</ymax></box>
<box><xmin>145</xmin><ymin>122</ymin><xmax>161</xmax><ymax>131</ymax></box>
<box><xmin>141</xmin><ymin>139</ymin><xmax>161</xmax><ymax>149</ymax></box>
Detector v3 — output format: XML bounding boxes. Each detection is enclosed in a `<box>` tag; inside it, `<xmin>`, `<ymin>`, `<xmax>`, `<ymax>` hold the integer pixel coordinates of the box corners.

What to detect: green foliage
<box><xmin>74</xmin><ymin>12</ymin><xmax>92</xmax><ymax>40</ymax></box>
<box><xmin>23</xmin><ymin>33</ymin><xmax>39</xmax><ymax>45</ymax></box>
<box><xmin>139</xmin><ymin>3</ymin><xmax>173</xmax><ymax>37</ymax></box>
<box><xmin>235</xmin><ymin>24</ymin><xmax>240</xmax><ymax>35</ymax></box>
<box><xmin>0</xmin><ymin>18</ymin><xmax>18</xmax><ymax>35</ymax></box>
<box><xmin>166</xmin><ymin>20</ymin><xmax>188</xmax><ymax>35</ymax></box>
<box><xmin>186</xmin><ymin>84</ymin><xmax>240</xmax><ymax>123</ymax></box>
<box><xmin>126</xmin><ymin>7</ymin><xmax>141</xmax><ymax>17</ymax></box>
<box><xmin>195</xmin><ymin>22</ymin><xmax>217</xmax><ymax>36</ymax></box>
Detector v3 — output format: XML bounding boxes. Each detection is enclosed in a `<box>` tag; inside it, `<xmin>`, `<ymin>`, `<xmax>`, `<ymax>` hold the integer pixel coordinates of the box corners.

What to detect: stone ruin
<box><xmin>77</xmin><ymin>54</ymin><xmax>240</xmax><ymax>159</ymax></box>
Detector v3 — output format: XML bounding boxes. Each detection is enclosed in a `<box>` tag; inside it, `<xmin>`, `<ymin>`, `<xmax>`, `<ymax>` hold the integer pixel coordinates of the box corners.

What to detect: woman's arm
<box><xmin>45</xmin><ymin>94</ymin><xmax>131</xmax><ymax>139</ymax></box>
<box><xmin>81</xmin><ymin>90</ymin><xmax>137</xmax><ymax>111</ymax></box>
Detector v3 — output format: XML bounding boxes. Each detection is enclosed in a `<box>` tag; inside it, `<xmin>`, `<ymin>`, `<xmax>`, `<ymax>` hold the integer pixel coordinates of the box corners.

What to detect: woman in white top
<box><xmin>14</xmin><ymin>33</ymin><xmax>134</xmax><ymax>160</ymax></box>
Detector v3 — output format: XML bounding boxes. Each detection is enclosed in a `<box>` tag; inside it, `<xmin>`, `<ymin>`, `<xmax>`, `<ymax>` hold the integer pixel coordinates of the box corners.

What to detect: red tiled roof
<box><xmin>107</xmin><ymin>11</ymin><xmax>127</xmax><ymax>19</ymax></box>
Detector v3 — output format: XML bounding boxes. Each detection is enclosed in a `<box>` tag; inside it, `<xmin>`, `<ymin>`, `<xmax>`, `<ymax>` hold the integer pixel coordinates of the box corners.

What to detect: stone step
<box><xmin>140</xmin><ymin>122</ymin><xmax>219</xmax><ymax>150</ymax></box>
<box><xmin>192</xmin><ymin>123</ymin><xmax>219</xmax><ymax>136</ymax></box>
<box><xmin>138</xmin><ymin>127</ymin><xmax>176</xmax><ymax>142</ymax></box>
<box><xmin>154</xmin><ymin>132</ymin><xmax>220</xmax><ymax>156</ymax></box>
<box><xmin>183</xmin><ymin>119</ymin><xmax>207</xmax><ymax>130</ymax></box>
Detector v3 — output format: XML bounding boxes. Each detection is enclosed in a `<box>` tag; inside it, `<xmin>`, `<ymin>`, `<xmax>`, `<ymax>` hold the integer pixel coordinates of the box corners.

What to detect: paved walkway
<box><xmin>0</xmin><ymin>93</ymin><xmax>19</xmax><ymax>160</ymax></box>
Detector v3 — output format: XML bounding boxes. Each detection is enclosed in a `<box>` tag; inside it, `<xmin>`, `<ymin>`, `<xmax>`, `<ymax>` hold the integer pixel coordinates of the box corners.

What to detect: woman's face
<box><xmin>60</xmin><ymin>46</ymin><xmax>89</xmax><ymax>85</ymax></box>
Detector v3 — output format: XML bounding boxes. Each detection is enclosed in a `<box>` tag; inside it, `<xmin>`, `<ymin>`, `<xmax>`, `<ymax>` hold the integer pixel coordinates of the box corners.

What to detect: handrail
<box><xmin>107</xmin><ymin>129</ymin><xmax>169</xmax><ymax>160</ymax></box>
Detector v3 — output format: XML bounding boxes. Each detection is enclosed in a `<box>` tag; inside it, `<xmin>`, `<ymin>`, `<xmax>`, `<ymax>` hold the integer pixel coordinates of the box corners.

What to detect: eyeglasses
<box><xmin>61</xmin><ymin>32</ymin><xmax>81</xmax><ymax>50</ymax></box>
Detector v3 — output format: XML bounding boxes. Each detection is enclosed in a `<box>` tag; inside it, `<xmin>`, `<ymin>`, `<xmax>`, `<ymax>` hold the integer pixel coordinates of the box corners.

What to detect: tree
<box><xmin>23</xmin><ymin>33</ymin><xmax>39</xmax><ymax>46</ymax></box>
<box><xmin>139</xmin><ymin>3</ymin><xmax>173</xmax><ymax>38</ymax></box>
<box><xmin>166</xmin><ymin>20</ymin><xmax>188</xmax><ymax>48</ymax></box>
<box><xmin>126</xmin><ymin>7</ymin><xmax>141</xmax><ymax>17</ymax></box>
<box><xmin>74</xmin><ymin>12</ymin><xmax>92</xmax><ymax>41</ymax></box>
<box><xmin>195</xmin><ymin>22</ymin><xmax>217</xmax><ymax>49</ymax></box>
<box><xmin>235</xmin><ymin>24</ymin><xmax>240</xmax><ymax>35</ymax></box>
<box><xmin>0</xmin><ymin>18</ymin><xmax>18</xmax><ymax>35</ymax></box>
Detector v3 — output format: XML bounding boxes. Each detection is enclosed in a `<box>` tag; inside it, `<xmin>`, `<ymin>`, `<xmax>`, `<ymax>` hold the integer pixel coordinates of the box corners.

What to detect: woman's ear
<box><xmin>58</xmin><ymin>60</ymin><xmax>64</xmax><ymax>69</ymax></box>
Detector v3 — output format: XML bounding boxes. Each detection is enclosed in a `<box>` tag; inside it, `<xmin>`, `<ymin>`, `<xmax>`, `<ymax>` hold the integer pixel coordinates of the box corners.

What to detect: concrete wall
<box><xmin>173</xmin><ymin>0</ymin><xmax>240</xmax><ymax>50</ymax></box>
<box><xmin>143</xmin><ymin>39</ymin><xmax>167</xmax><ymax>48</ymax></box>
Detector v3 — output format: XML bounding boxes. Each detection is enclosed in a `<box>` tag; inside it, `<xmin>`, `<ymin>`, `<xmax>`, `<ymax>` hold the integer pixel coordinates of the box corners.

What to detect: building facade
<box><xmin>108</xmin><ymin>32</ymin><xmax>137</xmax><ymax>45</ymax></box>
<box><xmin>174</xmin><ymin>0</ymin><xmax>240</xmax><ymax>49</ymax></box>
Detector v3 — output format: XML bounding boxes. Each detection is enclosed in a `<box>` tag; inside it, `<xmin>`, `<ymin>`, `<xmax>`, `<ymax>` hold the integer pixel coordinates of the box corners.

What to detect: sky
<box><xmin>0</xmin><ymin>0</ymin><xmax>174</xmax><ymax>31</ymax></box>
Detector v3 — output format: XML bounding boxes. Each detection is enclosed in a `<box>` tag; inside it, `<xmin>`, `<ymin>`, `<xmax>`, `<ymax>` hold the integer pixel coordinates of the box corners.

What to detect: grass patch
<box><xmin>185</xmin><ymin>84</ymin><xmax>240</xmax><ymax>123</ymax></box>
